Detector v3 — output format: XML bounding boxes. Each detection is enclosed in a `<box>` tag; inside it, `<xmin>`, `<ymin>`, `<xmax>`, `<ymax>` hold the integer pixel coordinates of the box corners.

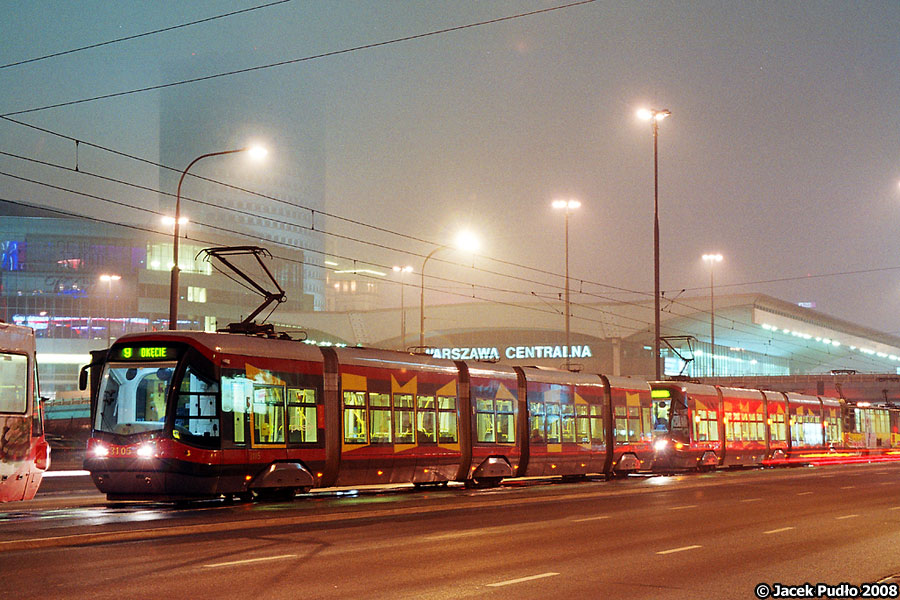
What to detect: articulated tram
<box><xmin>81</xmin><ymin>330</ymin><xmax>900</xmax><ymax>501</ymax></box>
<box><xmin>0</xmin><ymin>322</ymin><xmax>50</xmax><ymax>502</ymax></box>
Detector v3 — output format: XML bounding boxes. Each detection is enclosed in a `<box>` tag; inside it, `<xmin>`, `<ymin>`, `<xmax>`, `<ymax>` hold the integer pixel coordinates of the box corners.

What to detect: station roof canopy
<box><xmin>281</xmin><ymin>293</ymin><xmax>900</xmax><ymax>375</ymax></box>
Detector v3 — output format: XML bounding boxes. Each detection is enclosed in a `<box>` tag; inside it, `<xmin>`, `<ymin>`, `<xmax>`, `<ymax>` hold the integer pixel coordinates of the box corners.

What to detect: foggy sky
<box><xmin>1</xmin><ymin>1</ymin><xmax>898</xmax><ymax>336</ymax></box>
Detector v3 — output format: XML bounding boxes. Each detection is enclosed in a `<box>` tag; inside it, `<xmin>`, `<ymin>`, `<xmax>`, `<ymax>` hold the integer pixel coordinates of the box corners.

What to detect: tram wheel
<box><xmin>465</xmin><ymin>477</ymin><xmax>502</xmax><ymax>489</ymax></box>
<box><xmin>253</xmin><ymin>487</ymin><xmax>297</xmax><ymax>502</ymax></box>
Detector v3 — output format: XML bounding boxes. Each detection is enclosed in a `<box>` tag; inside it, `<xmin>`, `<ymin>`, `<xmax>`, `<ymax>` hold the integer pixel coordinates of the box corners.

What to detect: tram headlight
<box><xmin>92</xmin><ymin>443</ymin><xmax>109</xmax><ymax>458</ymax></box>
<box><xmin>653</xmin><ymin>439</ymin><xmax>669</xmax><ymax>452</ymax></box>
<box><xmin>137</xmin><ymin>443</ymin><xmax>156</xmax><ymax>459</ymax></box>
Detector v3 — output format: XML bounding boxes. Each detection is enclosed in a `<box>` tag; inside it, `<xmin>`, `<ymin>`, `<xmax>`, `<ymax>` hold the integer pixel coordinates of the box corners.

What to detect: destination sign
<box><xmin>114</xmin><ymin>346</ymin><xmax>175</xmax><ymax>361</ymax></box>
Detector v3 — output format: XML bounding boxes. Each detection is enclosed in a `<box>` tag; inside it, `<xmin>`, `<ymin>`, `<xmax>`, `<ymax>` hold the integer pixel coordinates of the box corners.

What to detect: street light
<box><xmin>419</xmin><ymin>230</ymin><xmax>480</xmax><ymax>348</ymax></box>
<box><xmin>638</xmin><ymin>107</ymin><xmax>671</xmax><ymax>379</ymax></box>
<box><xmin>552</xmin><ymin>198</ymin><xmax>581</xmax><ymax>370</ymax></box>
<box><xmin>702</xmin><ymin>253</ymin><xmax>723</xmax><ymax>377</ymax></box>
<box><xmin>393</xmin><ymin>265</ymin><xmax>413</xmax><ymax>350</ymax></box>
<box><xmin>99</xmin><ymin>274</ymin><xmax>121</xmax><ymax>346</ymax></box>
<box><xmin>168</xmin><ymin>144</ymin><xmax>267</xmax><ymax>330</ymax></box>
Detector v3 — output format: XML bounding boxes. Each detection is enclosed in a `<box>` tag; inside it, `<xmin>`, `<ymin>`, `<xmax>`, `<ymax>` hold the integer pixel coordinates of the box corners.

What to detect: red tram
<box><xmin>82</xmin><ymin>331</ymin><xmax>662</xmax><ymax>500</ymax></box>
<box><xmin>0</xmin><ymin>321</ymin><xmax>50</xmax><ymax>502</ymax></box>
<box><xmin>81</xmin><ymin>330</ymin><xmax>900</xmax><ymax>501</ymax></box>
<box><xmin>648</xmin><ymin>382</ymin><xmax>899</xmax><ymax>470</ymax></box>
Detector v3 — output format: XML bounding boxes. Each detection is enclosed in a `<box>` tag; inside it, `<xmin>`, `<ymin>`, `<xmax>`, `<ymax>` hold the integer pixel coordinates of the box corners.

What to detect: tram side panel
<box><xmin>516</xmin><ymin>368</ymin><xmax>609</xmax><ymax>478</ymax></box>
<box><xmin>219</xmin><ymin>350</ymin><xmax>327</xmax><ymax>494</ymax></box>
<box><xmin>459</xmin><ymin>362</ymin><xmax>521</xmax><ymax>483</ymax></box>
<box><xmin>608</xmin><ymin>378</ymin><xmax>654</xmax><ymax>473</ymax></box>
<box><xmin>328</xmin><ymin>347</ymin><xmax>463</xmax><ymax>487</ymax></box>
<box><xmin>718</xmin><ymin>386</ymin><xmax>767</xmax><ymax>467</ymax></box>
<box><xmin>785</xmin><ymin>392</ymin><xmax>826</xmax><ymax>463</ymax></box>
<box><xmin>762</xmin><ymin>391</ymin><xmax>789</xmax><ymax>464</ymax></box>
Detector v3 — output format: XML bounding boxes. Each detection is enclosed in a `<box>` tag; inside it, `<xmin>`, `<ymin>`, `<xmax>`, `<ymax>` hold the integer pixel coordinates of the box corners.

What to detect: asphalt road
<box><xmin>3</xmin><ymin>463</ymin><xmax>900</xmax><ymax>600</ymax></box>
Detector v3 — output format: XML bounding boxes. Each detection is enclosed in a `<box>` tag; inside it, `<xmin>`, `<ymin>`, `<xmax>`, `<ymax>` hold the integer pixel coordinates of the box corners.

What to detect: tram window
<box><xmin>287</xmin><ymin>388</ymin><xmax>317</xmax><ymax>444</ymax></box>
<box><xmin>369</xmin><ymin>392</ymin><xmax>392</xmax><ymax>444</ymax></box>
<box><xmin>652</xmin><ymin>397</ymin><xmax>671</xmax><ymax>431</ymax></box>
<box><xmin>393</xmin><ymin>393</ymin><xmax>414</xmax><ymax>444</ymax></box>
<box><xmin>529</xmin><ymin>402</ymin><xmax>545</xmax><ymax>443</ymax></box>
<box><xmin>343</xmin><ymin>391</ymin><xmax>367</xmax><ymax>444</ymax></box>
<box><xmin>0</xmin><ymin>353</ymin><xmax>27</xmax><ymax>413</ymax></box>
<box><xmin>627</xmin><ymin>406</ymin><xmax>642</xmax><ymax>442</ymax></box>
<box><xmin>770</xmin><ymin>413</ymin><xmax>786</xmax><ymax>442</ymax></box>
<box><xmin>561</xmin><ymin>404</ymin><xmax>576</xmax><ymax>443</ymax></box>
<box><xmin>546</xmin><ymin>403</ymin><xmax>561</xmax><ymax>444</ymax></box>
<box><xmin>417</xmin><ymin>395</ymin><xmax>436</xmax><ymax>443</ymax></box>
<box><xmin>589</xmin><ymin>405</ymin><xmax>604</xmax><ymax>444</ymax></box>
<box><xmin>221</xmin><ymin>374</ymin><xmax>252</xmax><ymax>445</ymax></box>
<box><xmin>575</xmin><ymin>404</ymin><xmax>590</xmax><ymax>444</ymax></box>
<box><xmin>496</xmin><ymin>399</ymin><xmax>515</xmax><ymax>443</ymax></box>
<box><xmin>476</xmin><ymin>398</ymin><xmax>495</xmax><ymax>442</ymax></box>
<box><xmin>641</xmin><ymin>407</ymin><xmax>652</xmax><ymax>440</ymax></box>
<box><xmin>175</xmin><ymin>367</ymin><xmax>220</xmax><ymax>447</ymax></box>
<box><xmin>251</xmin><ymin>385</ymin><xmax>284</xmax><ymax>444</ymax></box>
<box><xmin>614</xmin><ymin>406</ymin><xmax>627</xmax><ymax>442</ymax></box>
<box><xmin>437</xmin><ymin>396</ymin><xmax>458</xmax><ymax>443</ymax></box>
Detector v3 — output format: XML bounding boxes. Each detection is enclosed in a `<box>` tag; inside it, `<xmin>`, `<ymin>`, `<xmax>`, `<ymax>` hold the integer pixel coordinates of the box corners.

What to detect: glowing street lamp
<box><xmin>419</xmin><ymin>231</ymin><xmax>480</xmax><ymax>348</ymax></box>
<box><xmin>99</xmin><ymin>274</ymin><xmax>121</xmax><ymax>346</ymax></box>
<box><xmin>638</xmin><ymin>107</ymin><xmax>671</xmax><ymax>379</ymax></box>
<box><xmin>168</xmin><ymin>144</ymin><xmax>267</xmax><ymax>330</ymax></box>
<box><xmin>702</xmin><ymin>253</ymin><xmax>723</xmax><ymax>377</ymax></box>
<box><xmin>393</xmin><ymin>265</ymin><xmax>414</xmax><ymax>350</ymax></box>
<box><xmin>552</xmin><ymin>198</ymin><xmax>581</xmax><ymax>370</ymax></box>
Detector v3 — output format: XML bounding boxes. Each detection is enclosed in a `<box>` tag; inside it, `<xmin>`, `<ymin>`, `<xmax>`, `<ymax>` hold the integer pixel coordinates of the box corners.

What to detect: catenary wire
<box><xmin>1</xmin><ymin>1</ymin><xmax>596</xmax><ymax>117</ymax></box>
<box><xmin>0</xmin><ymin>1</ymin><xmax>292</xmax><ymax>70</ymax></box>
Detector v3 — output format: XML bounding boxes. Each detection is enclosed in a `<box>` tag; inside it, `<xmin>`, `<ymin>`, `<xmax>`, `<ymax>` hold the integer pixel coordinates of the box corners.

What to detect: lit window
<box><xmin>187</xmin><ymin>287</ymin><xmax>207</xmax><ymax>303</ymax></box>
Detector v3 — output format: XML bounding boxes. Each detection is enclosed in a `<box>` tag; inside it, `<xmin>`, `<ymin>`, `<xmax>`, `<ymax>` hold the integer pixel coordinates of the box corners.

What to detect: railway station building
<box><xmin>280</xmin><ymin>292</ymin><xmax>900</xmax><ymax>382</ymax></box>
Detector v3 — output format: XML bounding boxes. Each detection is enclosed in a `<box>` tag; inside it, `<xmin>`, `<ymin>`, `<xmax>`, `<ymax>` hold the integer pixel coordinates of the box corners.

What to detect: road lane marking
<box><xmin>657</xmin><ymin>545</ymin><xmax>702</xmax><ymax>555</ymax></box>
<box><xmin>487</xmin><ymin>573</ymin><xmax>559</xmax><ymax>587</ymax></box>
<box><xmin>836</xmin><ymin>514</ymin><xmax>859</xmax><ymax>520</ymax></box>
<box><xmin>797</xmin><ymin>492</ymin><xmax>814</xmax><ymax>496</ymax></box>
<box><xmin>204</xmin><ymin>554</ymin><xmax>297</xmax><ymax>568</ymax></box>
<box><xmin>668</xmin><ymin>505</ymin><xmax>698</xmax><ymax>510</ymax></box>
<box><xmin>741</xmin><ymin>498</ymin><xmax>762</xmax><ymax>502</ymax></box>
<box><xmin>840</xmin><ymin>486</ymin><xmax>856</xmax><ymax>490</ymax></box>
<box><xmin>889</xmin><ymin>507</ymin><xmax>900</xmax><ymax>511</ymax></box>
<box><xmin>572</xmin><ymin>515</ymin><xmax>609</xmax><ymax>522</ymax></box>
<box><xmin>764</xmin><ymin>527</ymin><xmax>795</xmax><ymax>535</ymax></box>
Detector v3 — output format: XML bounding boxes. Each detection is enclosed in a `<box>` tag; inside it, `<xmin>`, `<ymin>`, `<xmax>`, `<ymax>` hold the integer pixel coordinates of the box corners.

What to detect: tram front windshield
<box><xmin>94</xmin><ymin>362</ymin><xmax>176</xmax><ymax>436</ymax></box>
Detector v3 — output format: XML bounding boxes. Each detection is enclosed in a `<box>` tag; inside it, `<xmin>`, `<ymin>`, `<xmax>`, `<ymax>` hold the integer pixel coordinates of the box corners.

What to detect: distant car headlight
<box><xmin>653</xmin><ymin>439</ymin><xmax>669</xmax><ymax>452</ymax></box>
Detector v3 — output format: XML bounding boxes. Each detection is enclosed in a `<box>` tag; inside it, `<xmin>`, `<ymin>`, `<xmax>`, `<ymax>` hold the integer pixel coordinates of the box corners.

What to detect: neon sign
<box><xmin>426</xmin><ymin>345</ymin><xmax>593</xmax><ymax>361</ymax></box>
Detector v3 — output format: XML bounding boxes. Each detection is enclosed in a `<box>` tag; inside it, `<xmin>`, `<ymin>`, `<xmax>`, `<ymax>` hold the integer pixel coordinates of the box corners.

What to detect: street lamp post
<box><xmin>393</xmin><ymin>265</ymin><xmax>413</xmax><ymax>350</ymax></box>
<box><xmin>100</xmin><ymin>274</ymin><xmax>121</xmax><ymax>346</ymax></box>
<box><xmin>702</xmin><ymin>253</ymin><xmax>723</xmax><ymax>377</ymax></box>
<box><xmin>419</xmin><ymin>231</ymin><xmax>479</xmax><ymax>348</ymax></box>
<box><xmin>638</xmin><ymin>108</ymin><xmax>671</xmax><ymax>379</ymax></box>
<box><xmin>168</xmin><ymin>145</ymin><xmax>267</xmax><ymax>330</ymax></box>
<box><xmin>552</xmin><ymin>198</ymin><xmax>581</xmax><ymax>370</ymax></box>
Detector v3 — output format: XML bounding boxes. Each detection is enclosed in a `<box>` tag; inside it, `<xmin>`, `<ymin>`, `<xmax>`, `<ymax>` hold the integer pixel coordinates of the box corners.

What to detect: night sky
<box><xmin>1</xmin><ymin>1</ymin><xmax>898</xmax><ymax>335</ymax></box>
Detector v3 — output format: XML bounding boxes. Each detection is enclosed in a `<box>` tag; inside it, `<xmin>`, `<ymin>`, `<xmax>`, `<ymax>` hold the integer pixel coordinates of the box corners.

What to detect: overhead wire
<box><xmin>1</xmin><ymin>0</ymin><xmax>596</xmax><ymax>117</ymax></box>
<box><xmin>0</xmin><ymin>175</ymin><xmax>869</xmax><ymax>373</ymax></box>
<box><xmin>0</xmin><ymin>0</ymin><xmax>887</xmax><ymax>369</ymax></box>
<box><xmin>0</xmin><ymin>148</ymin><xmax>887</xmax><ymax>371</ymax></box>
<box><xmin>0</xmin><ymin>1</ymin><xmax>293</xmax><ymax>70</ymax></box>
